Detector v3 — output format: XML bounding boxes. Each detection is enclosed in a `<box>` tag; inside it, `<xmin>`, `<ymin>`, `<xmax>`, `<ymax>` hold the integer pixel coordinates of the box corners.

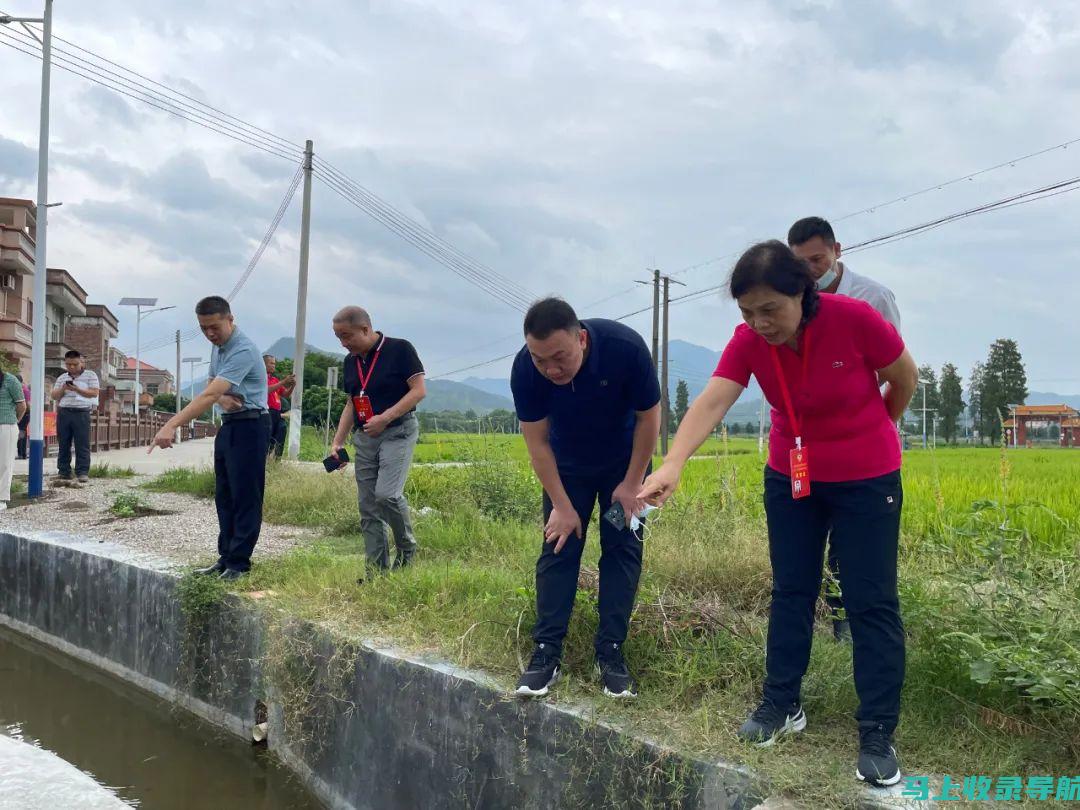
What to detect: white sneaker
<box><xmin>0</xmin><ymin>502</ymin><xmax>8</xmax><ymax>511</ymax></box>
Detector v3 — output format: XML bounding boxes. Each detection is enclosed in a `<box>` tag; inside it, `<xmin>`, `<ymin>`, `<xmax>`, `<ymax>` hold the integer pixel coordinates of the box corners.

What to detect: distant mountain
<box><xmin>1027</xmin><ymin>391</ymin><xmax>1080</xmax><ymax>409</ymax></box>
<box><xmin>421</xmin><ymin>380</ymin><xmax>514</xmax><ymax>414</ymax></box>
<box><xmin>462</xmin><ymin>377</ymin><xmax>513</xmax><ymax>401</ymax></box>
<box><xmin>263</xmin><ymin>337</ymin><xmax>342</xmax><ymax>360</ymax></box>
<box><xmin>457</xmin><ymin>339</ymin><xmax>766</xmax><ymax>424</ymax></box>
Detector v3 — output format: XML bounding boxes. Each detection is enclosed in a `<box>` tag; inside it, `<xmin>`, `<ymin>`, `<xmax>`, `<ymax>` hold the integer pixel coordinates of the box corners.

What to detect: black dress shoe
<box><xmin>196</xmin><ymin>562</ymin><xmax>226</xmax><ymax>576</ymax></box>
<box><xmin>219</xmin><ymin>568</ymin><xmax>248</xmax><ymax>582</ymax></box>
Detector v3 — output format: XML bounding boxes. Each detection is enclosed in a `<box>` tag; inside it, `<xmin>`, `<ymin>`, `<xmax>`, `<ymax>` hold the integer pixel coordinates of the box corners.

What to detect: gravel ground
<box><xmin>0</xmin><ymin>475</ymin><xmax>315</xmax><ymax>565</ymax></box>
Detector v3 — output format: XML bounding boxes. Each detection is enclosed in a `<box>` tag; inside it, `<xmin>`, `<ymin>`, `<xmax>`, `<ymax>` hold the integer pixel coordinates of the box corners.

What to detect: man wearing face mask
<box><xmin>788</xmin><ymin>216</ymin><xmax>902</xmax><ymax>643</ymax></box>
<box><xmin>511</xmin><ymin>297</ymin><xmax>661</xmax><ymax>700</ymax></box>
<box><xmin>788</xmin><ymin>217</ymin><xmax>901</xmax><ymax>332</ymax></box>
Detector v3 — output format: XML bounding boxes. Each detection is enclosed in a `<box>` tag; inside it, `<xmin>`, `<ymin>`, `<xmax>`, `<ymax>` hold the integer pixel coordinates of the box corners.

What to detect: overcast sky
<box><xmin>1</xmin><ymin>0</ymin><xmax>1077</xmax><ymax>394</ymax></box>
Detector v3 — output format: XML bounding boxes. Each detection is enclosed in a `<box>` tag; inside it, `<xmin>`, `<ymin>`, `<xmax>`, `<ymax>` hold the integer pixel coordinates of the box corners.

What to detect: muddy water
<box><xmin>0</xmin><ymin>626</ymin><xmax>324</xmax><ymax>809</ymax></box>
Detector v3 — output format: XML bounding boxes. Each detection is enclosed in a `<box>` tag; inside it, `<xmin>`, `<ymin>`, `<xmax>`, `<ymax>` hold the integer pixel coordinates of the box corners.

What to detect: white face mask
<box><xmin>816</xmin><ymin>260</ymin><xmax>839</xmax><ymax>290</ymax></box>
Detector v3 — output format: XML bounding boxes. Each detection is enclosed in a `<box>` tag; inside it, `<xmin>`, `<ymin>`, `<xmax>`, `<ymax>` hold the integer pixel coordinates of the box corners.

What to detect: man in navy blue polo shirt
<box><xmin>511</xmin><ymin>297</ymin><xmax>661</xmax><ymax>699</ymax></box>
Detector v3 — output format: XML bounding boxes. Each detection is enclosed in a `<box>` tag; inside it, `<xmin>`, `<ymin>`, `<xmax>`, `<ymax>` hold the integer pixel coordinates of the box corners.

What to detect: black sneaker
<box><xmin>596</xmin><ymin>643</ymin><xmax>638</xmax><ymax>698</ymax></box>
<box><xmin>737</xmin><ymin>700</ymin><xmax>807</xmax><ymax>747</ymax></box>
<box><xmin>515</xmin><ymin>644</ymin><xmax>560</xmax><ymax>698</ymax></box>
<box><xmin>218</xmin><ymin>568</ymin><xmax>248</xmax><ymax>582</ymax></box>
<box><xmin>195</xmin><ymin>562</ymin><xmax>226</xmax><ymax>576</ymax></box>
<box><xmin>856</xmin><ymin>724</ymin><xmax>902</xmax><ymax>787</ymax></box>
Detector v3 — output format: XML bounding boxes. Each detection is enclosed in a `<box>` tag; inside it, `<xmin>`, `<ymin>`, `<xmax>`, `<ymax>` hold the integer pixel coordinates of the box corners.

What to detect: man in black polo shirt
<box><xmin>511</xmin><ymin>298</ymin><xmax>661</xmax><ymax>699</ymax></box>
<box><xmin>330</xmin><ymin>306</ymin><xmax>427</xmax><ymax>573</ymax></box>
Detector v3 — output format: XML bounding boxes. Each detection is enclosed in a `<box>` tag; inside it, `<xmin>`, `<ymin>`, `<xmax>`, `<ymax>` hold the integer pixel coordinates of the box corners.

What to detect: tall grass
<box><xmin>149</xmin><ymin>443</ymin><xmax>1080</xmax><ymax>807</ymax></box>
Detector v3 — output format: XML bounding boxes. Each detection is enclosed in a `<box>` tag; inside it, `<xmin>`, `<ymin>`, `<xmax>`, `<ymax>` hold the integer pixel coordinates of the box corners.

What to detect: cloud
<box><xmin>0</xmin><ymin>136</ymin><xmax>36</xmax><ymax>184</ymax></box>
<box><xmin>1</xmin><ymin>0</ymin><xmax>1077</xmax><ymax>390</ymax></box>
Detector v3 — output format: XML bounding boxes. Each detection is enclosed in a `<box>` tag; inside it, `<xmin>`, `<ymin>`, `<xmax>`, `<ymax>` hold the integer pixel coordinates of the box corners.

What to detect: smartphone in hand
<box><xmin>322</xmin><ymin>447</ymin><xmax>350</xmax><ymax>472</ymax></box>
<box><xmin>602</xmin><ymin>502</ymin><xmax>626</xmax><ymax>529</ymax></box>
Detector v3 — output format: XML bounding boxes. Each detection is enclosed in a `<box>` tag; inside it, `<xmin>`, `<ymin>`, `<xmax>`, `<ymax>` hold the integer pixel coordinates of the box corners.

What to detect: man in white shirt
<box><xmin>788</xmin><ymin>216</ymin><xmax>903</xmax><ymax>643</ymax></box>
<box><xmin>787</xmin><ymin>216</ymin><xmax>901</xmax><ymax>332</ymax></box>
<box><xmin>50</xmin><ymin>350</ymin><xmax>100</xmax><ymax>483</ymax></box>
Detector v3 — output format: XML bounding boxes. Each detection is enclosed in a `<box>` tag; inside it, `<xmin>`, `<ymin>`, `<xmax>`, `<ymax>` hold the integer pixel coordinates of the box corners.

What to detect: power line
<box><xmin>428</xmin><ymin>168</ymin><xmax>1080</xmax><ymax>378</ymax></box>
<box><xmin>314</xmin><ymin>159</ymin><xmax>536</xmax><ymax>306</ymax></box>
<box><xmin>124</xmin><ymin>163</ymin><xmax>305</xmax><ymax>355</ymax></box>
<box><xmin>0</xmin><ymin>28</ymin><xmax>299</xmax><ymax>163</ymax></box>
<box><xmin>834</xmin><ymin>135</ymin><xmax>1080</xmax><ymax>222</ymax></box>
<box><xmin>313</xmin><ymin>165</ymin><xmax>534</xmax><ymax>312</ymax></box>
<box><xmin>845</xmin><ymin>173</ymin><xmax>1080</xmax><ymax>254</ymax></box>
<box><xmin>0</xmin><ymin>15</ymin><xmax>301</xmax><ymax>153</ymax></box>
<box><xmin>314</xmin><ymin>168</ymin><xmax>529</xmax><ymax>312</ymax></box>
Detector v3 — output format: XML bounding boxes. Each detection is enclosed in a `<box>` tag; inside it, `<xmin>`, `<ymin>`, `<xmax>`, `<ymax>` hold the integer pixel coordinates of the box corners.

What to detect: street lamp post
<box><xmin>4</xmin><ymin>1</ymin><xmax>55</xmax><ymax>497</ymax></box>
<box><xmin>118</xmin><ymin>299</ymin><xmax>174</xmax><ymax>442</ymax></box>
<box><xmin>183</xmin><ymin>356</ymin><xmax>203</xmax><ymax>437</ymax></box>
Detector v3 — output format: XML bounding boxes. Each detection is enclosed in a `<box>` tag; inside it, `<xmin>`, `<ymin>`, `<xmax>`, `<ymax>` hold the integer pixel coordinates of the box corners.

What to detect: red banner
<box><xmin>43</xmin><ymin>411</ymin><xmax>56</xmax><ymax>438</ymax></box>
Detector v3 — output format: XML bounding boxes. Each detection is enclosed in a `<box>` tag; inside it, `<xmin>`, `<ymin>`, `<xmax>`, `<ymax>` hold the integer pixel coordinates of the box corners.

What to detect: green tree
<box><xmin>938</xmin><ymin>363</ymin><xmax>964</xmax><ymax>444</ymax></box>
<box><xmin>980</xmin><ymin>339</ymin><xmax>1028</xmax><ymax>436</ymax></box>
<box><xmin>151</xmin><ymin>392</ymin><xmax>211</xmax><ymax>422</ymax></box>
<box><xmin>301</xmin><ymin>385</ymin><xmax>350</xmax><ymax>427</ymax></box>
<box><xmin>917</xmin><ymin>364</ymin><xmax>939</xmax><ymax>414</ymax></box>
<box><xmin>674</xmin><ymin>380</ymin><xmax>690</xmax><ymax>427</ymax></box>
<box><xmin>273</xmin><ymin>351</ymin><xmax>343</xmax><ymax>391</ymax></box>
<box><xmin>745</xmin><ymin>421</ymin><xmax>755</xmax><ymax>435</ymax></box>
<box><xmin>967</xmin><ymin>361</ymin><xmax>986</xmax><ymax>444</ymax></box>
<box><xmin>728</xmin><ymin>421</ymin><xmax>740</xmax><ymax>435</ymax></box>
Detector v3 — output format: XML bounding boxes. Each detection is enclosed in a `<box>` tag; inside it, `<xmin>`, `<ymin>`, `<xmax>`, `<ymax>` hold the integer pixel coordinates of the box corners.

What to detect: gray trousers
<box><xmin>352</xmin><ymin>413</ymin><xmax>419</xmax><ymax>569</ymax></box>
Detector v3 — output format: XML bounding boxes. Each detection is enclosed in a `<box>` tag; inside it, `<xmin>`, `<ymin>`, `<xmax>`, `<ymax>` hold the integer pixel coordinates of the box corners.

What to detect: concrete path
<box><xmin>13</xmin><ymin>437</ymin><xmax>215</xmax><ymax>477</ymax></box>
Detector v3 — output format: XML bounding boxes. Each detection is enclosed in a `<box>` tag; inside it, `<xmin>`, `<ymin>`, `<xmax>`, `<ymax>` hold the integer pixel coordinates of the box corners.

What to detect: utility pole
<box><xmin>174</xmin><ymin>330</ymin><xmax>182</xmax><ymax>443</ymax></box>
<box><xmin>757</xmin><ymin>396</ymin><xmax>766</xmax><ymax>455</ymax></box>
<box><xmin>633</xmin><ymin>268</ymin><xmax>661</xmax><ymax>369</ymax></box>
<box><xmin>657</xmin><ymin>273</ymin><xmax>685</xmax><ymax>457</ymax></box>
<box><xmin>183</xmin><ymin>356</ymin><xmax>202</xmax><ymax>438</ymax></box>
<box><xmin>14</xmin><ymin>0</ymin><xmax>55</xmax><ymax>497</ymax></box>
<box><xmin>323</xmin><ymin>365</ymin><xmax>338</xmax><ymax>449</ymax></box>
<box><xmin>286</xmin><ymin>139</ymin><xmax>314</xmax><ymax>460</ymax></box>
<box><xmin>661</xmin><ymin>276</ymin><xmax>670</xmax><ymax>456</ymax></box>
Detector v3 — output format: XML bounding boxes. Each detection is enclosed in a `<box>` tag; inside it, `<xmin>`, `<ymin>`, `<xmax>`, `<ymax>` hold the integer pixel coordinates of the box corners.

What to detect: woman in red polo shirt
<box><xmin>639</xmin><ymin>240</ymin><xmax>917</xmax><ymax>788</ymax></box>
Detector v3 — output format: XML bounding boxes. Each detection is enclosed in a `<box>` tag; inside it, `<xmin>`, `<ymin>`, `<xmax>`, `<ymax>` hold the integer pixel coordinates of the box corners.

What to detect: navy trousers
<box><xmin>762</xmin><ymin>467</ymin><xmax>905</xmax><ymax>732</ymax></box>
<box><xmin>533</xmin><ymin>466</ymin><xmax>645</xmax><ymax>658</ymax></box>
<box><xmin>213</xmin><ymin>414</ymin><xmax>270</xmax><ymax>572</ymax></box>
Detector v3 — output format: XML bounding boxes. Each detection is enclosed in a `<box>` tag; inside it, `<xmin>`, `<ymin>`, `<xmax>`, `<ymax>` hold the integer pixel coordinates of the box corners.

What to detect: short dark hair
<box><xmin>730</xmin><ymin>240</ymin><xmax>820</xmax><ymax>325</ymax></box>
<box><xmin>787</xmin><ymin>216</ymin><xmax>835</xmax><ymax>247</ymax></box>
<box><xmin>64</xmin><ymin>349</ymin><xmax>82</xmax><ymax>360</ymax></box>
<box><xmin>523</xmin><ymin>297</ymin><xmax>580</xmax><ymax>340</ymax></box>
<box><xmin>195</xmin><ymin>296</ymin><xmax>231</xmax><ymax>317</ymax></box>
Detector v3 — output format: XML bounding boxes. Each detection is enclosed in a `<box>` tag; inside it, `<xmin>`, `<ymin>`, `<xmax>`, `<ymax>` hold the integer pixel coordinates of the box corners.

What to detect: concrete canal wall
<box><xmin>0</xmin><ymin>529</ymin><xmax>760</xmax><ymax>809</ymax></box>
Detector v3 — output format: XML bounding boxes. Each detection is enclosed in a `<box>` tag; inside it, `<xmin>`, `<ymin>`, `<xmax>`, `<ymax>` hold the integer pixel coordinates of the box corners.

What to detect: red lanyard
<box><xmin>768</xmin><ymin>326</ymin><xmax>811</xmax><ymax>449</ymax></box>
<box><xmin>355</xmin><ymin>337</ymin><xmax>385</xmax><ymax>395</ymax></box>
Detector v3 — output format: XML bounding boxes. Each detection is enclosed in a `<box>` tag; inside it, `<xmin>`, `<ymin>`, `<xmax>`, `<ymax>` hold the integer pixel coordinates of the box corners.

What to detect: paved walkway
<box><xmin>13</xmin><ymin>437</ymin><xmax>216</xmax><ymax>477</ymax></box>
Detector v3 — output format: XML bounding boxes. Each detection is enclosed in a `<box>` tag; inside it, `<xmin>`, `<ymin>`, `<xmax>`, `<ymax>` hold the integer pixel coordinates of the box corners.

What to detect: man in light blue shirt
<box><xmin>151</xmin><ymin>296</ymin><xmax>268</xmax><ymax>580</ymax></box>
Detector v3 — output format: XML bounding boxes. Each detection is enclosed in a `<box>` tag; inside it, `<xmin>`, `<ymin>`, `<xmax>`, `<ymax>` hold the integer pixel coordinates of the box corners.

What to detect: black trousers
<box><xmin>267</xmin><ymin>409</ymin><xmax>286</xmax><ymax>458</ymax></box>
<box><xmin>533</xmin><ymin>466</ymin><xmax>644</xmax><ymax>658</ymax></box>
<box><xmin>17</xmin><ymin>412</ymin><xmax>29</xmax><ymax>458</ymax></box>
<box><xmin>56</xmin><ymin>408</ymin><xmax>91</xmax><ymax>477</ymax></box>
<box><xmin>762</xmin><ymin>467</ymin><xmax>905</xmax><ymax>732</ymax></box>
<box><xmin>213</xmin><ymin>414</ymin><xmax>269</xmax><ymax>572</ymax></box>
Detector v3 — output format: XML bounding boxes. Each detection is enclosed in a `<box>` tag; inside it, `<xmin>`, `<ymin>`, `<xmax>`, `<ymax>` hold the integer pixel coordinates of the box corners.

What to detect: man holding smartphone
<box><xmin>150</xmin><ymin>297</ymin><xmax>269</xmax><ymax>581</ymax></box>
<box><xmin>50</xmin><ymin>350</ymin><xmax>100</xmax><ymax>483</ymax></box>
<box><xmin>510</xmin><ymin>298</ymin><xmax>660</xmax><ymax>700</ymax></box>
<box><xmin>329</xmin><ymin>306</ymin><xmax>426</xmax><ymax>575</ymax></box>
